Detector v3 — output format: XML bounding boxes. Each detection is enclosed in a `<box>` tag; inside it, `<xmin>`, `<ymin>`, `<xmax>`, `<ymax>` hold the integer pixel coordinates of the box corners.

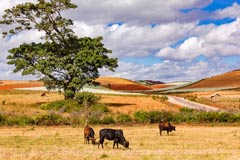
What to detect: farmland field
<box><xmin>0</xmin><ymin>124</ymin><xmax>239</xmax><ymax>160</ymax></box>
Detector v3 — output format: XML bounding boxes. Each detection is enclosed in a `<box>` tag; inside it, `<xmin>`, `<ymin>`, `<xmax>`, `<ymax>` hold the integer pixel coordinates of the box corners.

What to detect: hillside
<box><xmin>95</xmin><ymin>77</ymin><xmax>151</xmax><ymax>91</ymax></box>
<box><xmin>182</xmin><ymin>69</ymin><xmax>240</xmax><ymax>89</ymax></box>
<box><xmin>0</xmin><ymin>80</ymin><xmax>43</xmax><ymax>90</ymax></box>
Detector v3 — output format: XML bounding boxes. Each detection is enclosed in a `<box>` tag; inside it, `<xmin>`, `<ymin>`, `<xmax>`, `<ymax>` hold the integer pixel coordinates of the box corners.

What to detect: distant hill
<box><xmin>95</xmin><ymin>77</ymin><xmax>151</xmax><ymax>91</ymax></box>
<box><xmin>181</xmin><ymin>69</ymin><xmax>240</xmax><ymax>89</ymax></box>
<box><xmin>137</xmin><ymin>80</ymin><xmax>165</xmax><ymax>85</ymax></box>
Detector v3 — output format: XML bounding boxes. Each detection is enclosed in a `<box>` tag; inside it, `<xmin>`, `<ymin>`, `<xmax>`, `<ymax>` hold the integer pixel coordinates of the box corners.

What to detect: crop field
<box><xmin>0</xmin><ymin>124</ymin><xmax>239</xmax><ymax>160</ymax></box>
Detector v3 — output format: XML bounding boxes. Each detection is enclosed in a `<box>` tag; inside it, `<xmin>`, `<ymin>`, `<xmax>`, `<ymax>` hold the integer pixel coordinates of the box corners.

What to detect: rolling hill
<box><xmin>181</xmin><ymin>69</ymin><xmax>240</xmax><ymax>89</ymax></box>
<box><xmin>95</xmin><ymin>77</ymin><xmax>151</xmax><ymax>91</ymax></box>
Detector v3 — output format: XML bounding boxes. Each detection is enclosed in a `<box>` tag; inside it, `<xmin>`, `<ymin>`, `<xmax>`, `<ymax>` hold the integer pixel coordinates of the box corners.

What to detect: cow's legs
<box><xmin>98</xmin><ymin>138</ymin><xmax>104</xmax><ymax>148</ymax></box>
<box><xmin>113</xmin><ymin>141</ymin><xmax>116</xmax><ymax>149</ymax></box>
<box><xmin>113</xmin><ymin>140</ymin><xmax>119</xmax><ymax>149</ymax></box>
<box><xmin>160</xmin><ymin>129</ymin><xmax>162</xmax><ymax>136</ymax></box>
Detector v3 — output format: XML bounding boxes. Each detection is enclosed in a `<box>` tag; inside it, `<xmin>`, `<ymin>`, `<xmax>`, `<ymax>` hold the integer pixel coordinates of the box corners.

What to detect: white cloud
<box><xmin>0</xmin><ymin>0</ymin><xmax>239</xmax><ymax>82</ymax></box>
<box><xmin>72</xmin><ymin>21</ymin><xmax>196</xmax><ymax>57</ymax></box>
<box><xmin>100</xmin><ymin>59</ymin><xmax>238</xmax><ymax>82</ymax></box>
<box><xmin>69</xmin><ymin>0</ymin><xmax>212</xmax><ymax>25</ymax></box>
<box><xmin>213</xmin><ymin>3</ymin><xmax>240</xmax><ymax>19</ymax></box>
<box><xmin>156</xmin><ymin>18</ymin><xmax>240</xmax><ymax>60</ymax></box>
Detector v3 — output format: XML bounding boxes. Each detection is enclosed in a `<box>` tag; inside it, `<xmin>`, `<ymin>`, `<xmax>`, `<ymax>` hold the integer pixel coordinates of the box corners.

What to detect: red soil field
<box><xmin>182</xmin><ymin>69</ymin><xmax>240</xmax><ymax>89</ymax></box>
<box><xmin>0</xmin><ymin>81</ymin><xmax>43</xmax><ymax>90</ymax></box>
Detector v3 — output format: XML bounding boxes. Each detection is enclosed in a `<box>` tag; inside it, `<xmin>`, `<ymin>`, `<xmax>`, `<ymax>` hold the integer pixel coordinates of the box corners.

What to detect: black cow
<box><xmin>159</xmin><ymin>122</ymin><xmax>176</xmax><ymax>136</ymax></box>
<box><xmin>84</xmin><ymin>125</ymin><xmax>96</xmax><ymax>144</ymax></box>
<box><xmin>98</xmin><ymin>128</ymin><xmax>129</xmax><ymax>149</ymax></box>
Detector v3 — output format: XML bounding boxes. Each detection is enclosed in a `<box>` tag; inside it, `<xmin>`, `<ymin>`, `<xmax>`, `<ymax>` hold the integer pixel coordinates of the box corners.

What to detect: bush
<box><xmin>101</xmin><ymin>116</ymin><xmax>115</xmax><ymax>124</ymax></box>
<box><xmin>160</xmin><ymin>95</ymin><xmax>168</xmax><ymax>102</ymax></box>
<box><xmin>64</xmin><ymin>89</ymin><xmax>75</xmax><ymax>99</ymax></box>
<box><xmin>40</xmin><ymin>99</ymin><xmax>81</xmax><ymax>113</ymax></box>
<box><xmin>91</xmin><ymin>103</ymin><xmax>109</xmax><ymax>113</ymax></box>
<box><xmin>34</xmin><ymin>113</ymin><xmax>70</xmax><ymax>126</ymax></box>
<box><xmin>75</xmin><ymin>92</ymin><xmax>100</xmax><ymax>106</ymax></box>
<box><xmin>134</xmin><ymin>110</ymin><xmax>148</xmax><ymax>123</ymax></box>
<box><xmin>116</xmin><ymin>114</ymin><xmax>132</xmax><ymax>123</ymax></box>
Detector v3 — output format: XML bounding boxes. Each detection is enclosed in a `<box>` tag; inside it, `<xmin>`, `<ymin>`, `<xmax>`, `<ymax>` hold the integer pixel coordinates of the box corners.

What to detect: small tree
<box><xmin>0</xmin><ymin>0</ymin><xmax>118</xmax><ymax>99</ymax></box>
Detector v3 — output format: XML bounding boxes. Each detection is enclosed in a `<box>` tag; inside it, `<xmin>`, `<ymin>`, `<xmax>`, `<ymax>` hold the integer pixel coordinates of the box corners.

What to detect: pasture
<box><xmin>0</xmin><ymin>124</ymin><xmax>239</xmax><ymax>160</ymax></box>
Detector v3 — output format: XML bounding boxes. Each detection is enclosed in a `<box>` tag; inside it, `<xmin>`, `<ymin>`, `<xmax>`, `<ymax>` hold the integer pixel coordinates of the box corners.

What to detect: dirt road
<box><xmin>168</xmin><ymin>96</ymin><xmax>223</xmax><ymax>112</ymax></box>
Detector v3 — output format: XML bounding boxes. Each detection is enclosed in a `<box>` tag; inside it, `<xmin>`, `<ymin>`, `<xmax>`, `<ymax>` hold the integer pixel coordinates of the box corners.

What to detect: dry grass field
<box><xmin>0</xmin><ymin>124</ymin><xmax>239</xmax><ymax>160</ymax></box>
<box><xmin>178</xmin><ymin>90</ymin><xmax>240</xmax><ymax>112</ymax></box>
<box><xmin>0</xmin><ymin>89</ymin><xmax>179</xmax><ymax>115</ymax></box>
<box><xmin>100</xmin><ymin>95</ymin><xmax>179</xmax><ymax>113</ymax></box>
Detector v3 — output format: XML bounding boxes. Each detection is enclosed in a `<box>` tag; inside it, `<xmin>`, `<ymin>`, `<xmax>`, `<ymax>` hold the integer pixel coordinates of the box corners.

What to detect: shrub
<box><xmin>75</xmin><ymin>92</ymin><xmax>100</xmax><ymax>106</ymax></box>
<box><xmin>40</xmin><ymin>99</ymin><xmax>81</xmax><ymax>113</ymax></box>
<box><xmin>160</xmin><ymin>95</ymin><xmax>168</xmax><ymax>102</ymax></box>
<box><xmin>134</xmin><ymin>110</ymin><xmax>148</xmax><ymax>123</ymax></box>
<box><xmin>34</xmin><ymin>113</ymin><xmax>70</xmax><ymax>126</ymax></box>
<box><xmin>116</xmin><ymin>114</ymin><xmax>132</xmax><ymax>123</ymax></box>
<box><xmin>64</xmin><ymin>89</ymin><xmax>75</xmax><ymax>99</ymax></box>
<box><xmin>5</xmin><ymin>116</ymin><xmax>34</xmax><ymax>126</ymax></box>
<box><xmin>91</xmin><ymin>103</ymin><xmax>109</xmax><ymax>113</ymax></box>
<box><xmin>101</xmin><ymin>116</ymin><xmax>115</xmax><ymax>124</ymax></box>
<box><xmin>179</xmin><ymin>107</ymin><xmax>196</xmax><ymax>113</ymax></box>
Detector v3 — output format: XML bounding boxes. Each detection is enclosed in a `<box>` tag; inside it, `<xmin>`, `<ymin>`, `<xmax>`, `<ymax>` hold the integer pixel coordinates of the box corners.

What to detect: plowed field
<box><xmin>0</xmin><ymin>80</ymin><xmax>43</xmax><ymax>90</ymax></box>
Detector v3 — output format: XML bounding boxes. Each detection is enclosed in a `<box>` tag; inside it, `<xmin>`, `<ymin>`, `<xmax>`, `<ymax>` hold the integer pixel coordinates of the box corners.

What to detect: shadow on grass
<box><xmin>105</xmin><ymin>103</ymin><xmax>135</xmax><ymax>107</ymax></box>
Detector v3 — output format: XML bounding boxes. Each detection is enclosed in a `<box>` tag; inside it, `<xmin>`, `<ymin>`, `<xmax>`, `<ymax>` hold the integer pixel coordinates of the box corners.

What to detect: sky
<box><xmin>0</xmin><ymin>0</ymin><xmax>240</xmax><ymax>82</ymax></box>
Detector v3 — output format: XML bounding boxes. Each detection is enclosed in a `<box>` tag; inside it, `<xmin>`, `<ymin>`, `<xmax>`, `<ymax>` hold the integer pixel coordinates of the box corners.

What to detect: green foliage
<box><xmin>40</xmin><ymin>99</ymin><xmax>80</xmax><ymax>112</ymax></box>
<box><xmin>0</xmin><ymin>0</ymin><xmax>118</xmax><ymax>99</ymax></box>
<box><xmin>91</xmin><ymin>103</ymin><xmax>110</xmax><ymax>113</ymax></box>
<box><xmin>134</xmin><ymin>110</ymin><xmax>148</xmax><ymax>123</ymax></box>
<box><xmin>34</xmin><ymin>113</ymin><xmax>70</xmax><ymax>126</ymax></box>
<box><xmin>64</xmin><ymin>90</ymin><xmax>75</xmax><ymax>99</ymax></box>
<box><xmin>75</xmin><ymin>92</ymin><xmax>100</xmax><ymax>105</ymax></box>
<box><xmin>101</xmin><ymin>116</ymin><xmax>115</xmax><ymax>124</ymax></box>
<box><xmin>116</xmin><ymin>114</ymin><xmax>132</xmax><ymax>123</ymax></box>
<box><xmin>160</xmin><ymin>95</ymin><xmax>168</xmax><ymax>102</ymax></box>
<box><xmin>134</xmin><ymin>110</ymin><xmax>173</xmax><ymax>123</ymax></box>
<box><xmin>179</xmin><ymin>107</ymin><xmax>195</xmax><ymax>113</ymax></box>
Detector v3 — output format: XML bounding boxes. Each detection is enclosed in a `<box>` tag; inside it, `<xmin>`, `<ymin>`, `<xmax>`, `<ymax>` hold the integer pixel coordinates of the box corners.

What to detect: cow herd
<box><xmin>84</xmin><ymin>122</ymin><xmax>176</xmax><ymax>149</ymax></box>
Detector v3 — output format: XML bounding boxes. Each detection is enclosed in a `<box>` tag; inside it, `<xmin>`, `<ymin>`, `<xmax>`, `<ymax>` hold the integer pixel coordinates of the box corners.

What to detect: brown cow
<box><xmin>159</xmin><ymin>122</ymin><xmax>176</xmax><ymax>136</ymax></box>
<box><xmin>84</xmin><ymin>125</ymin><xmax>96</xmax><ymax>144</ymax></box>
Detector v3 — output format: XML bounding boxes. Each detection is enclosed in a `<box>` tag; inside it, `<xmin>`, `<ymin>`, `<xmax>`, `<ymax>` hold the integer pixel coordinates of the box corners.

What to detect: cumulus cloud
<box><xmin>100</xmin><ymin>59</ymin><xmax>238</xmax><ymax>82</ymax></box>
<box><xmin>69</xmin><ymin>0</ymin><xmax>212</xmax><ymax>25</ymax></box>
<box><xmin>213</xmin><ymin>3</ymin><xmax>240</xmax><ymax>19</ymax></box>
<box><xmin>73</xmin><ymin>21</ymin><xmax>197</xmax><ymax>57</ymax></box>
<box><xmin>0</xmin><ymin>0</ymin><xmax>239</xmax><ymax>82</ymax></box>
<box><xmin>156</xmin><ymin>18</ymin><xmax>240</xmax><ymax>60</ymax></box>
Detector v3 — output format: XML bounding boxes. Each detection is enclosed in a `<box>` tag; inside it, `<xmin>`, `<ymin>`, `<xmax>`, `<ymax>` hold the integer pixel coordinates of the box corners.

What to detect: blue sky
<box><xmin>0</xmin><ymin>0</ymin><xmax>240</xmax><ymax>82</ymax></box>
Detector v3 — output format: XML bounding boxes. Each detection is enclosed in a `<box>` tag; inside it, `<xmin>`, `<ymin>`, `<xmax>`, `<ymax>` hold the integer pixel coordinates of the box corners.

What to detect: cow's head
<box><xmin>171</xmin><ymin>126</ymin><xmax>176</xmax><ymax>131</ymax></box>
<box><xmin>91</xmin><ymin>138</ymin><xmax>96</xmax><ymax>145</ymax></box>
<box><xmin>124</xmin><ymin>141</ymin><xmax>129</xmax><ymax>148</ymax></box>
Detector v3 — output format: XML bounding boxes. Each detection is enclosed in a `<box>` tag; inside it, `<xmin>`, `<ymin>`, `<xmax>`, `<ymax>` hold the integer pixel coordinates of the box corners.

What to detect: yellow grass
<box><xmin>0</xmin><ymin>125</ymin><xmax>239</xmax><ymax>160</ymax></box>
<box><xmin>0</xmin><ymin>90</ymin><xmax>178</xmax><ymax>115</ymax></box>
<box><xmin>96</xmin><ymin>77</ymin><xmax>138</xmax><ymax>85</ymax></box>
<box><xmin>0</xmin><ymin>90</ymin><xmax>63</xmax><ymax>115</ymax></box>
<box><xmin>100</xmin><ymin>95</ymin><xmax>179</xmax><ymax>113</ymax></box>
<box><xmin>178</xmin><ymin>91</ymin><xmax>240</xmax><ymax>112</ymax></box>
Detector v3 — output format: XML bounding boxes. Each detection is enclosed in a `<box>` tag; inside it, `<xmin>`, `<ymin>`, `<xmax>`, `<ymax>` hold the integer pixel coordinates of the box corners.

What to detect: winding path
<box><xmin>167</xmin><ymin>96</ymin><xmax>224</xmax><ymax>112</ymax></box>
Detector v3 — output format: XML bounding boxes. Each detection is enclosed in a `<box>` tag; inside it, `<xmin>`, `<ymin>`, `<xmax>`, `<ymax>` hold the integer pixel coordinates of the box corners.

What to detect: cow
<box><xmin>98</xmin><ymin>128</ymin><xmax>129</xmax><ymax>149</ymax></box>
<box><xmin>159</xmin><ymin>122</ymin><xmax>176</xmax><ymax>136</ymax></box>
<box><xmin>84</xmin><ymin>125</ymin><xmax>96</xmax><ymax>144</ymax></box>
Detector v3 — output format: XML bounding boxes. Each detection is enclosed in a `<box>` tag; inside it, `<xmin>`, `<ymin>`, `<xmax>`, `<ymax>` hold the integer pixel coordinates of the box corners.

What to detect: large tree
<box><xmin>0</xmin><ymin>0</ymin><xmax>118</xmax><ymax>98</ymax></box>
